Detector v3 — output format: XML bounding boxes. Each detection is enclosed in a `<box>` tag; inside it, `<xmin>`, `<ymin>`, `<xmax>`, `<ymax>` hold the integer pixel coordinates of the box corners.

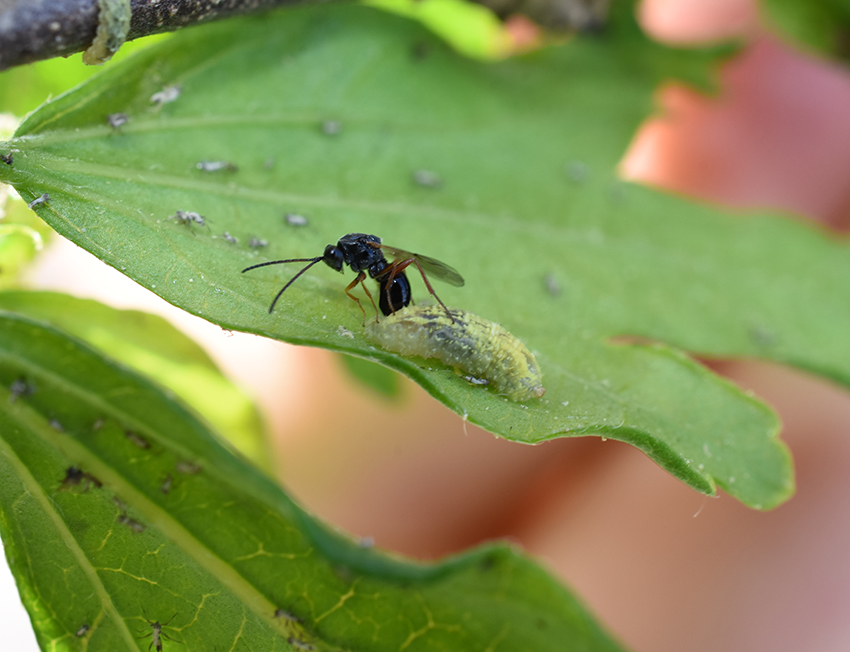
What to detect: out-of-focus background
<box><xmin>3</xmin><ymin>0</ymin><xmax>850</xmax><ymax>650</ymax></box>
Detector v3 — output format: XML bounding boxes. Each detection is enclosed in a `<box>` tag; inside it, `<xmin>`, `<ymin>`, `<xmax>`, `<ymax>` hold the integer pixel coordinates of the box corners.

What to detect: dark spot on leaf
<box><xmin>411</xmin><ymin>40</ymin><xmax>430</xmax><ymax>60</ymax></box>
<box><xmin>125</xmin><ymin>430</ymin><xmax>150</xmax><ymax>449</ymax></box>
<box><xmin>60</xmin><ymin>466</ymin><xmax>102</xmax><ymax>491</ymax></box>
<box><xmin>118</xmin><ymin>513</ymin><xmax>145</xmax><ymax>533</ymax></box>
<box><xmin>113</xmin><ymin>496</ymin><xmax>146</xmax><ymax>532</ymax></box>
<box><xmin>61</xmin><ymin>466</ymin><xmax>84</xmax><ymax>487</ymax></box>
<box><xmin>478</xmin><ymin>553</ymin><xmax>498</xmax><ymax>571</ymax></box>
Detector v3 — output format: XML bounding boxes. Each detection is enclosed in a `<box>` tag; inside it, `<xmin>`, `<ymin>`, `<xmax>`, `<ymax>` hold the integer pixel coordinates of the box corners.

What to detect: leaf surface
<box><xmin>0</xmin><ymin>290</ymin><xmax>271</xmax><ymax>469</ymax></box>
<box><xmin>339</xmin><ymin>354</ymin><xmax>403</xmax><ymax>399</ymax></box>
<box><xmin>0</xmin><ymin>189</ymin><xmax>51</xmax><ymax>287</ymax></box>
<box><xmin>0</xmin><ymin>4</ymin><xmax>834</xmax><ymax>509</ymax></box>
<box><xmin>0</xmin><ymin>311</ymin><xmax>622</xmax><ymax>651</ymax></box>
<box><xmin>763</xmin><ymin>0</ymin><xmax>850</xmax><ymax>60</ymax></box>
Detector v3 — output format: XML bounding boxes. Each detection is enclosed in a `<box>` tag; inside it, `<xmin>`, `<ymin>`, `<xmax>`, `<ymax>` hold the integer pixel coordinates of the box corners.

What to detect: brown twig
<box><xmin>0</xmin><ymin>0</ymin><xmax>315</xmax><ymax>71</ymax></box>
<box><xmin>0</xmin><ymin>0</ymin><xmax>610</xmax><ymax>72</ymax></box>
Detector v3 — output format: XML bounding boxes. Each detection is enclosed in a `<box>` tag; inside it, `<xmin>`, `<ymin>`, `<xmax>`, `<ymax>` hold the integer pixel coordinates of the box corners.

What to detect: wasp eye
<box><xmin>324</xmin><ymin>245</ymin><xmax>344</xmax><ymax>271</ymax></box>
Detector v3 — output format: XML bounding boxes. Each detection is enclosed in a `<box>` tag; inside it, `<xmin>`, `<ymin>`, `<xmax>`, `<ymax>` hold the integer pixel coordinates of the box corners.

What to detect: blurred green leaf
<box><xmin>340</xmin><ymin>353</ymin><xmax>403</xmax><ymax>399</ymax></box>
<box><xmin>365</xmin><ymin>0</ymin><xmax>512</xmax><ymax>59</ymax></box>
<box><xmin>762</xmin><ymin>0</ymin><xmax>850</xmax><ymax>60</ymax></box>
<box><xmin>0</xmin><ymin>291</ymin><xmax>271</xmax><ymax>471</ymax></box>
<box><xmin>0</xmin><ymin>185</ymin><xmax>52</xmax><ymax>286</ymax></box>
<box><xmin>0</xmin><ymin>311</ymin><xmax>623</xmax><ymax>651</ymax></box>
<box><xmin>0</xmin><ymin>225</ymin><xmax>42</xmax><ymax>285</ymax></box>
<box><xmin>0</xmin><ymin>4</ymin><xmax>816</xmax><ymax>511</ymax></box>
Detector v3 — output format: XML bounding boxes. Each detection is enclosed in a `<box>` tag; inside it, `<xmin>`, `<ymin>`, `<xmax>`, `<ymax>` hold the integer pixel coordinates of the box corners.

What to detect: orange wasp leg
<box><xmin>378</xmin><ymin>259</ymin><xmax>454</xmax><ymax>322</ymax></box>
<box><xmin>344</xmin><ymin>271</ymin><xmax>380</xmax><ymax>324</ymax></box>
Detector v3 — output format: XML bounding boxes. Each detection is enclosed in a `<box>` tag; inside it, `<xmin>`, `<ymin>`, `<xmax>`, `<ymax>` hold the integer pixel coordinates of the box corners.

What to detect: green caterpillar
<box><xmin>366</xmin><ymin>305</ymin><xmax>545</xmax><ymax>402</ymax></box>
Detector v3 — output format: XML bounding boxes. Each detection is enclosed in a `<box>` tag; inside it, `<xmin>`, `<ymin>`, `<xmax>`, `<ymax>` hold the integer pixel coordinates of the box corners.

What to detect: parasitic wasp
<box><xmin>241</xmin><ymin>233</ymin><xmax>463</xmax><ymax>320</ymax></box>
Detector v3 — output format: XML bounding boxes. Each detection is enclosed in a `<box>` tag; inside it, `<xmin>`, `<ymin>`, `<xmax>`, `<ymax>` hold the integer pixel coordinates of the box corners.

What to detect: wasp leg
<box><xmin>379</xmin><ymin>258</ymin><xmax>454</xmax><ymax>322</ymax></box>
<box><xmin>359</xmin><ymin>277</ymin><xmax>380</xmax><ymax>324</ymax></box>
<box><xmin>345</xmin><ymin>272</ymin><xmax>380</xmax><ymax>325</ymax></box>
<box><xmin>374</xmin><ymin>261</ymin><xmax>404</xmax><ymax>317</ymax></box>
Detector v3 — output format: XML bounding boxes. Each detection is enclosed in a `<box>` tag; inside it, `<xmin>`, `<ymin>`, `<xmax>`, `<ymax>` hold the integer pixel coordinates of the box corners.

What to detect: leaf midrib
<box><xmin>0</xmin><ymin>351</ymin><xmax>293</xmax><ymax>642</ymax></box>
<box><xmin>0</xmin><ymin>390</ymin><xmax>139</xmax><ymax>650</ymax></box>
<box><xmin>11</xmin><ymin>148</ymin><xmax>722</xmax><ymax>278</ymax></box>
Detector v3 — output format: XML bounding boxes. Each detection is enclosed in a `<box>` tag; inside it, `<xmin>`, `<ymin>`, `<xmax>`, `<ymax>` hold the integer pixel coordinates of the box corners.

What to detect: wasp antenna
<box><xmin>268</xmin><ymin>258</ymin><xmax>325</xmax><ymax>313</ymax></box>
<box><xmin>241</xmin><ymin>257</ymin><xmax>322</xmax><ymax>274</ymax></box>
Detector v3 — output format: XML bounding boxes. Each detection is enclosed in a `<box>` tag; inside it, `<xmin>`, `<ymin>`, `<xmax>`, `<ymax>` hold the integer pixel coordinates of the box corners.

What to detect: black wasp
<box><xmin>242</xmin><ymin>233</ymin><xmax>464</xmax><ymax>320</ymax></box>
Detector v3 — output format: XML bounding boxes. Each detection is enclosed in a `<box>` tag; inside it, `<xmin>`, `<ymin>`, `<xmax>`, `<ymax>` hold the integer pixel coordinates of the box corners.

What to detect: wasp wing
<box><xmin>378</xmin><ymin>244</ymin><xmax>465</xmax><ymax>287</ymax></box>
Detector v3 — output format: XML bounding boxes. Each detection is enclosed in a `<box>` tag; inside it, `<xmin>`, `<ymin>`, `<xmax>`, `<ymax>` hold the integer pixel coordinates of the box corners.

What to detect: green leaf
<box><xmin>339</xmin><ymin>353</ymin><xmax>403</xmax><ymax>399</ymax></box>
<box><xmin>762</xmin><ymin>0</ymin><xmax>850</xmax><ymax>60</ymax></box>
<box><xmin>0</xmin><ymin>225</ymin><xmax>43</xmax><ymax>285</ymax></box>
<box><xmin>364</xmin><ymin>0</ymin><xmax>512</xmax><ymax>60</ymax></box>
<box><xmin>0</xmin><ymin>34</ymin><xmax>171</xmax><ymax>118</ymax></box>
<box><xmin>0</xmin><ymin>290</ymin><xmax>272</xmax><ymax>470</ymax></box>
<box><xmin>0</xmin><ymin>310</ymin><xmax>622</xmax><ymax>651</ymax></box>
<box><xmin>0</xmin><ymin>5</ymin><xmax>813</xmax><ymax>510</ymax></box>
<box><xmin>0</xmin><ymin>186</ymin><xmax>52</xmax><ymax>286</ymax></box>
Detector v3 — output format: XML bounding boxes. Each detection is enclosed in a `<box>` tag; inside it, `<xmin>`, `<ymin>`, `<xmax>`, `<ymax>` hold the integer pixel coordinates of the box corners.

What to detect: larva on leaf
<box><xmin>366</xmin><ymin>305</ymin><xmax>545</xmax><ymax>402</ymax></box>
